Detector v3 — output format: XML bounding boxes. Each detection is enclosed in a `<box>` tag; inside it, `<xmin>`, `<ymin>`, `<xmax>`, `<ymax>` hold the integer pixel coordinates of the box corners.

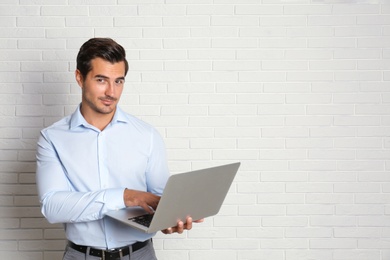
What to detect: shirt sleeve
<box><xmin>36</xmin><ymin>131</ymin><xmax>126</xmax><ymax>224</ymax></box>
<box><xmin>145</xmin><ymin>128</ymin><xmax>170</xmax><ymax>196</ymax></box>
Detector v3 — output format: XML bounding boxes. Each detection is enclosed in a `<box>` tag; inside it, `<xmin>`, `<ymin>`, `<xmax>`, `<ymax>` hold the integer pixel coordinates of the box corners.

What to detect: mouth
<box><xmin>99</xmin><ymin>97</ymin><xmax>117</xmax><ymax>106</ymax></box>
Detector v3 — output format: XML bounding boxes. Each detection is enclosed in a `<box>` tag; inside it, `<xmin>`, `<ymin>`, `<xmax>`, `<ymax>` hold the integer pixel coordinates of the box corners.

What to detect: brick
<box><xmin>236</xmin><ymin>5</ymin><xmax>283</xmax><ymax>15</ymax></box>
<box><xmin>286</xmin><ymin>183</ymin><xmax>334</xmax><ymax>193</ymax></box>
<box><xmin>191</xmin><ymin>72</ymin><xmax>238</xmax><ymax>82</ymax></box>
<box><xmin>237</xmin><ymin>49</ymin><xmax>284</xmax><ymax>60</ymax></box>
<box><xmin>67</xmin><ymin>16</ymin><xmax>113</xmax><ymax>27</ymax></box>
<box><xmin>287</xmin><ymin>27</ymin><xmax>333</xmax><ymax>37</ymax></box>
<box><xmin>239</xmin><ymin>205</ymin><xmax>286</xmax><ymax>216</ymax></box>
<box><xmin>212</xmin><ymin>38</ymin><xmax>258</xmax><ymax>48</ymax></box>
<box><xmin>358</xmin><ymin>239</ymin><xmax>390</xmax><ymax>249</ymax></box>
<box><xmin>306</xmin><ymin>194</ymin><xmax>354</xmax><ymax>204</ymax></box>
<box><xmin>334</xmin><ymin>48</ymin><xmax>381</xmax><ymax>59</ymax></box>
<box><xmin>17</xmin><ymin>17</ymin><xmax>65</xmax><ymax>27</ymax></box>
<box><xmin>285</xmin><ymin>49</ymin><xmax>333</xmax><ymax>60</ymax></box>
<box><xmin>191</xmin><ymin>27</ymin><xmax>238</xmax><ymax>37</ymax></box>
<box><xmin>333</xmin><ymin>250</ymin><xmax>380</xmax><ymax>260</ymax></box>
<box><xmin>187</xmin><ymin>227</ymin><xmax>236</xmax><ymax>238</ymax></box>
<box><xmin>262</xmin><ymin>127</ymin><xmax>308</xmax><ymax>137</ymax></box>
<box><xmin>214</xmin><ymin>216</ymin><xmax>261</xmax><ymax>227</ymax></box>
<box><xmin>285</xmin><ymin>228</ymin><xmax>332</xmax><ymax>238</ymax></box>
<box><xmin>260</xmin><ymin>149</ymin><xmax>307</xmax><ymax>160</ymax></box>
<box><xmin>164</xmin><ymin>38</ymin><xmax>210</xmax><ymax>49</ymax></box>
<box><xmin>89</xmin><ymin>5</ymin><xmax>137</xmax><ymax>16</ymax></box>
<box><xmin>257</xmin><ymin>194</ymin><xmax>304</xmax><ymax>204</ymax></box>
<box><xmin>359</xmin><ymin>216</ymin><xmax>390</xmax><ymax>227</ymax></box>
<box><xmin>261</xmin><ymin>238</ymin><xmax>308</xmax><ymax>248</ymax></box>
<box><xmin>261</xmin><ymin>171</ymin><xmax>308</xmax><ymax>182</ymax></box>
<box><xmin>286</xmin><ymin>138</ymin><xmax>333</xmax><ymax>149</ymax></box>
<box><xmin>163</xmin><ymin>16</ymin><xmax>210</xmax><ymax>27</ymax></box>
<box><xmin>138</xmin><ymin>5</ymin><xmax>186</xmax><ymax>16</ymax></box>
<box><xmin>238</xmin><ymin>94</ymin><xmax>285</xmax><ymax>104</ymax></box>
<box><xmin>260</xmin><ymin>16</ymin><xmax>307</xmax><ymax>26</ymax></box>
<box><xmin>287</xmin><ymin>205</ymin><xmax>334</xmax><ymax>215</ymax></box>
<box><xmin>190</xmin><ymin>117</ymin><xmax>237</xmax><ymax>127</ymax></box>
<box><xmin>335</xmin><ymin>26</ymin><xmax>382</xmax><ymax>36</ymax></box>
<box><xmin>308</xmin><ymin>15</ymin><xmax>356</xmax><ymax>26</ymax></box>
<box><xmin>238</xmin><ymin>182</ymin><xmax>285</xmax><ymax>193</ymax></box>
<box><xmin>336</xmin><ymin>205</ymin><xmax>384</xmax><ymax>216</ymax></box>
<box><xmin>41</xmin><ymin>6</ymin><xmax>88</xmax><ymax>16</ymax></box>
<box><xmin>0</xmin><ymin>28</ymin><xmax>44</xmax><ymax>38</ymax></box>
<box><xmin>262</xmin><ymin>60</ymin><xmax>308</xmax><ymax>70</ymax></box>
<box><xmin>284</xmin><ymin>5</ymin><xmax>332</xmax><ymax>15</ymax></box>
<box><xmin>286</xmin><ymin>250</ymin><xmax>332</xmax><ymax>260</ymax></box>
<box><xmin>238</xmin><ymin>138</ymin><xmax>285</xmax><ymax>149</ymax></box>
<box><xmin>310</xmin><ymin>216</ymin><xmax>357</xmax><ymax>227</ymax></box>
<box><xmin>165</xmin><ymin>60</ymin><xmax>211</xmax><ymax>71</ymax></box>
<box><xmin>210</xmin><ymin>105</ymin><xmax>257</xmax><ymax>116</ymax></box>
<box><xmin>0</xmin><ymin>252</ymin><xmax>42</xmax><ymax>260</ymax></box>
<box><xmin>240</xmin><ymin>27</ymin><xmax>286</xmax><ymax>37</ymax></box>
<box><xmin>143</xmin><ymin>28</ymin><xmax>190</xmax><ymax>38</ymax></box>
<box><xmin>238</xmin><ymin>116</ymin><xmax>284</xmax><ymax>127</ymax></box>
<box><xmin>310</xmin><ymin>239</ymin><xmax>357</xmax><ymax>249</ymax></box>
<box><xmin>186</xmin><ymin>5</ymin><xmax>233</xmax><ymax>15</ymax></box>
<box><xmin>94</xmin><ymin>28</ymin><xmax>142</xmax><ymax>38</ymax></box>
<box><xmin>213</xmin><ymin>60</ymin><xmax>260</xmax><ymax>71</ymax></box>
<box><xmin>46</xmin><ymin>28</ymin><xmax>94</xmax><ymax>38</ymax></box>
<box><xmin>286</xmin><ymin>116</ymin><xmax>333</xmax><ymax>126</ymax></box>
<box><xmin>164</xmin><ymin>239</ymin><xmax>211</xmax><ymax>250</ymax></box>
<box><xmin>140</xmin><ymin>50</ymin><xmax>187</xmax><ymax>60</ymax></box>
<box><xmin>357</xmin><ymin>15</ymin><xmax>390</xmax><ymax>25</ymax></box>
<box><xmin>239</xmin><ymin>250</ymin><xmax>284</xmax><ymax>260</ymax></box>
<box><xmin>309</xmin><ymin>171</ymin><xmax>356</xmax><ymax>182</ymax></box>
<box><xmin>308</xmin><ymin>150</ymin><xmax>355</xmax><ymax>160</ymax></box>
<box><xmin>0</xmin><ymin>5</ymin><xmax>39</xmax><ymax>16</ymax></box>
<box><xmin>212</xmin><ymin>238</ymin><xmax>259</xmax><ymax>249</ymax></box>
<box><xmin>212</xmin><ymin>16</ymin><xmax>259</xmax><ymax>26</ymax></box>
<box><xmin>190</xmin><ymin>250</ymin><xmax>236</xmax><ymax>260</ymax></box>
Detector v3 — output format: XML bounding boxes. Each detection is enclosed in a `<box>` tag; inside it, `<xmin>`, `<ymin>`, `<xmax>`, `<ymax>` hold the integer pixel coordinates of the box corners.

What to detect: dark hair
<box><xmin>76</xmin><ymin>38</ymin><xmax>129</xmax><ymax>79</ymax></box>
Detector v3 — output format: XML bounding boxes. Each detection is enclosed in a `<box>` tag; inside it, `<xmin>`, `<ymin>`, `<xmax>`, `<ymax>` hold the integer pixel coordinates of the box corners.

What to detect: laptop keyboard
<box><xmin>129</xmin><ymin>214</ymin><xmax>154</xmax><ymax>227</ymax></box>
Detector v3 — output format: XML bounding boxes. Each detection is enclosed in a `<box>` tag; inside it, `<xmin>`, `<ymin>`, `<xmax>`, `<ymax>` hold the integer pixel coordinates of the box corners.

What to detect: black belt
<box><xmin>68</xmin><ymin>239</ymin><xmax>150</xmax><ymax>259</ymax></box>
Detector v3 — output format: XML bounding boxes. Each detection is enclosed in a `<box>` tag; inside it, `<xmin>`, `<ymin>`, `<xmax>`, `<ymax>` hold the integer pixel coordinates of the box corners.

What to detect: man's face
<box><xmin>75</xmin><ymin>57</ymin><xmax>126</xmax><ymax>117</ymax></box>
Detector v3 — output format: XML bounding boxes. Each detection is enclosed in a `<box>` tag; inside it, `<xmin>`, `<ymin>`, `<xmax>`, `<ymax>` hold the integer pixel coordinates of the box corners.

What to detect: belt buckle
<box><xmin>103</xmin><ymin>248</ymin><xmax>123</xmax><ymax>259</ymax></box>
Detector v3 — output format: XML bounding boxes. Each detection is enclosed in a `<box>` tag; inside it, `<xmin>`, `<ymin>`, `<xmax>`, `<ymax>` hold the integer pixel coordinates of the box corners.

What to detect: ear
<box><xmin>75</xmin><ymin>70</ymin><xmax>84</xmax><ymax>88</ymax></box>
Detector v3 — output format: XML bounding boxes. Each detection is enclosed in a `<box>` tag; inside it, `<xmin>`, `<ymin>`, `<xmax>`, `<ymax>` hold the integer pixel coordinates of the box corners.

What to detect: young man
<box><xmin>36</xmin><ymin>38</ymin><xmax>198</xmax><ymax>260</ymax></box>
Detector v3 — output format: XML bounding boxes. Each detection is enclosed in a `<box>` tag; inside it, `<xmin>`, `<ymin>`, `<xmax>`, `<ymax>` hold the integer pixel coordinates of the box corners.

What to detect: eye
<box><xmin>115</xmin><ymin>79</ymin><xmax>125</xmax><ymax>85</ymax></box>
<box><xmin>96</xmin><ymin>78</ymin><xmax>106</xmax><ymax>83</ymax></box>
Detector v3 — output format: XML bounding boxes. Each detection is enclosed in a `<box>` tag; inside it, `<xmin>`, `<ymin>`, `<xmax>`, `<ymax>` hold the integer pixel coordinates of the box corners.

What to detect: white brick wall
<box><xmin>0</xmin><ymin>1</ymin><xmax>389</xmax><ymax>260</ymax></box>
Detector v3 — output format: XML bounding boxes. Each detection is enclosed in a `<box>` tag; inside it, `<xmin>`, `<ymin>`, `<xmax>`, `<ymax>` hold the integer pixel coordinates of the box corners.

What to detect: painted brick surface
<box><xmin>0</xmin><ymin>1</ymin><xmax>389</xmax><ymax>260</ymax></box>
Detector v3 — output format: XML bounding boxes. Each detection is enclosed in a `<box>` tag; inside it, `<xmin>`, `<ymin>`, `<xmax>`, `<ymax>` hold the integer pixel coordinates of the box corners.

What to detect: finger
<box><xmin>177</xmin><ymin>221</ymin><xmax>184</xmax><ymax>234</ymax></box>
<box><xmin>194</xmin><ymin>218</ymin><xmax>204</xmax><ymax>223</ymax></box>
<box><xmin>139</xmin><ymin>202</ymin><xmax>154</xmax><ymax>214</ymax></box>
<box><xmin>164</xmin><ymin>227</ymin><xmax>173</xmax><ymax>234</ymax></box>
<box><xmin>185</xmin><ymin>217</ymin><xmax>193</xmax><ymax>231</ymax></box>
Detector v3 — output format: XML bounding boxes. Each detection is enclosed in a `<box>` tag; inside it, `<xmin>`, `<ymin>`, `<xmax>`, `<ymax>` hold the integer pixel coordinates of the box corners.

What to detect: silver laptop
<box><xmin>105</xmin><ymin>162</ymin><xmax>240</xmax><ymax>233</ymax></box>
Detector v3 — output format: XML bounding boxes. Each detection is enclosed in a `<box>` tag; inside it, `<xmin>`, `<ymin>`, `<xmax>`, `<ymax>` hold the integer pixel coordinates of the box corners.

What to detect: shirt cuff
<box><xmin>104</xmin><ymin>188</ymin><xmax>126</xmax><ymax>211</ymax></box>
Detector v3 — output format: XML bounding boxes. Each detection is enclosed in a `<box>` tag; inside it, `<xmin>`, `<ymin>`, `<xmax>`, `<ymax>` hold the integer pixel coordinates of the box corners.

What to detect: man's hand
<box><xmin>161</xmin><ymin>217</ymin><xmax>204</xmax><ymax>235</ymax></box>
<box><xmin>123</xmin><ymin>188</ymin><xmax>160</xmax><ymax>214</ymax></box>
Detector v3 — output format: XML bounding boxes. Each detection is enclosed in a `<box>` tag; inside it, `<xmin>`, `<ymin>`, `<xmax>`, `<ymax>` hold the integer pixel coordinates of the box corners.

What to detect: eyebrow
<box><xmin>94</xmin><ymin>74</ymin><xmax>125</xmax><ymax>81</ymax></box>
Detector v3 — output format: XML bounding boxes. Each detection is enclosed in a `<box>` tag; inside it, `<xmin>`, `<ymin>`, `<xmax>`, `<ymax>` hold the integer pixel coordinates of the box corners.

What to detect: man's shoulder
<box><xmin>117</xmin><ymin>107</ymin><xmax>155</xmax><ymax>131</ymax></box>
<box><xmin>40</xmin><ymin>115</ymin><xmax>72</xmax><ymax>133</ymax></box>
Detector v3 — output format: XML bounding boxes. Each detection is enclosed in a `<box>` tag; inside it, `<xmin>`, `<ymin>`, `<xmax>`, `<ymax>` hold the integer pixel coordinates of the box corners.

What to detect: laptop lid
<box><xmin>105</xmin><ymin>162</ymin><xmax>240</xmax><ymax>233</ymax></box>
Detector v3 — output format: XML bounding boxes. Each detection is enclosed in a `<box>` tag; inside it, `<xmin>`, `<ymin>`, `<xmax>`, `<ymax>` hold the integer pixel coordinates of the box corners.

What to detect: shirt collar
<box><xmin>70</xmin><ymin>104</ymin><xmax>129</xmax><ymax>130</ymax></box>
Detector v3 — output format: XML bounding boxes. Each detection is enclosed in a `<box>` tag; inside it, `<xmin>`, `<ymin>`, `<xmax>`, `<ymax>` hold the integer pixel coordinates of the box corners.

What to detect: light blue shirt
<box><xmin>36</xmin><ymin>105</ymin><xmax>169</xmax><ymax>249</ymax></box>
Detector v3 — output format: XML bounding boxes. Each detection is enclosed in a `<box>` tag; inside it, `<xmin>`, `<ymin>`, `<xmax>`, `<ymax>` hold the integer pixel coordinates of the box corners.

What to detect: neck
<box><xmin>80</xmin><ymin>105</ymin><xmax>116</xmax><ymax>131</ymax></box>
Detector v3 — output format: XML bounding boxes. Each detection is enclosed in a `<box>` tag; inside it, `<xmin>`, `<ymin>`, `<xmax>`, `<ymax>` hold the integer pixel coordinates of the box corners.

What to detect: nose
<box><xmin>105</xmin><ymin>81</ymin><xmax>115</xmax><ymax>97</ymax></box>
